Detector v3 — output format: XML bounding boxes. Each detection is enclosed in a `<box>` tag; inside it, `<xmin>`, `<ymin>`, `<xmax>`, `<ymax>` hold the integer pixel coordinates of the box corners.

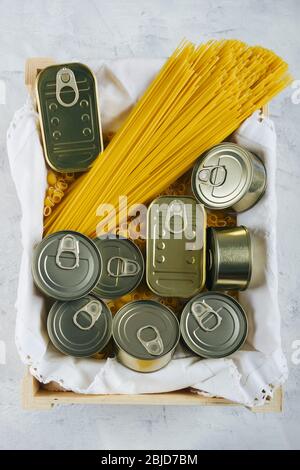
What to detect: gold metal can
<box><xmin>206</xmin><ymin>226</ymin><xmax>252</xmax><ymax>291</ymax></box>
<box><xmin>113</xmin><ymin>300</ymin><xmax>180</xmax><ymax>373</ymax></box>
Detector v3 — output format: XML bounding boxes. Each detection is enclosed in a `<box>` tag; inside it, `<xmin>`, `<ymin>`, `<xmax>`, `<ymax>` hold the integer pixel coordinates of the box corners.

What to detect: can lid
<box><xmin>93</xmin><ymin>237</ymin><xmax>144</xmax><ymax>299</ymax></box>
<box><xmin>113</xmin><ymin>300</ymin><xmax>180</xmax><ymax>359</ymax></box>
<box><xmin>146</xmin><ymin>196</ymin><xmax>206</xmax><ymax>298</ymax></box>
<box><xmin>180</xmin><ymin>292</ymin><xmax>248</xmax><ymax>358</ymax></box>
<box><xmin>192</xmin><ymin>143</ymin><xmax>252</xmax><ymax>209</ymax></box>
<box><xmin>32</xmin><ymin>231</ymin><xmax>102</xmax><ymax>300</ymax></box>
<box><xmin>47</xmin><ymin>295</ymin><xmax>112</xmax><ymax>357</ymax></box>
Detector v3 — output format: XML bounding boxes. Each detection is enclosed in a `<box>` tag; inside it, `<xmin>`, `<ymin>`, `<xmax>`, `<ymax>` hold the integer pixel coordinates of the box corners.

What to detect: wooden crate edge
<box><xmin>22</xmin><ymin>370</ymin><xmax>282</xmax><ymax>412</ymax></box>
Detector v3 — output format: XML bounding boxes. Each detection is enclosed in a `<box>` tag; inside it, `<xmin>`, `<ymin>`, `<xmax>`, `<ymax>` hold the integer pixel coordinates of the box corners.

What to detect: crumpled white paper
<box><xmin>7</xmin><ymin>59</ymin><xmax>288</xmax><ymax>406</ymax></box>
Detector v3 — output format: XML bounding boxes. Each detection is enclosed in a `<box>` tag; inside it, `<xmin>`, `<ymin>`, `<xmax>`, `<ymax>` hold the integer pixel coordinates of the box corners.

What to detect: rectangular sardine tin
<box><xmin>146</xmin><ymin>196</ymin><xmax>206</xmax><ymax>298</ymax></box>
<box><xmin>36</xmin><ymin>63</ymin><xmax>103</xmax><ymax>172</ymax></box>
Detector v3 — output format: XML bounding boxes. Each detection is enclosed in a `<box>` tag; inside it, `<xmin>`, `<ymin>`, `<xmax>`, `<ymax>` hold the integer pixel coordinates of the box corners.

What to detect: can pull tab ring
<box><xmin>56</xmin><ymin>234</ymin><xmax>80</xmax><ymax>270</ymax></box>
<box><xmin>73</xmin><ymin>300</ymin><xmax>102</xmax><ymax>331</ymax></box>
<box><xmin>56</xmin><ymin>67</ymin><xmax>79</xmax><ymax>108</ymax></box>
<box><xmin>198</xmin><ymin>165</ymin><xmax>227</xmax><ymax>187</ymax></box>
<box><xmin>191</xmin><ymin>300</ymin><xmax>222</xmax><ymax>332</ymax></box>
<box><xmin>137</xmin><ymin>325</ymin><xmax>164</xmax><ymax>356</ymax></box>
<box><xmin>107</xmin><ymin>257</ymin><xmax>140</xmax><ymax>278</ymax></box>
<box><xmin>165</xmin><ymin>200</ymin><xmax>188</xmax><ymax>235</ymax></box>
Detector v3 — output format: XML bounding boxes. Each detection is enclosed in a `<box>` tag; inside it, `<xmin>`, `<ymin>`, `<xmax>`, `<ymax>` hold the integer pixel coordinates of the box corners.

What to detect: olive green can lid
<box><xmin>113</xmin><ymin>300</ymin><xmax>180</xmax><ymax>360</ymax></box>
<box><xmin>32</xmin><ymin>230</ymin><xmax>102</xmax><ymax>300</ymax></box>
<box><xmin>92</xmin><ymin>237</ymin><xmax>144</xmax><ymax>299</ymax></box>
<box><xmin>47</xmin><ymin>295</ymin><xmax>112</xmax><ymax>357</ymax></box>
<box><xmin>192</xmin><ymin>142</ymin><xmax>253</xmax><ymax>209</ymax></box>
<box><xmin>36</xmin><ymin>63</ymin><xmax>102</xmax><ymax>173</ymax></box>
<box><xmin>180</xmin><ymin>292</ymin><xmax>248</xmax><ymax>358</ymax></box>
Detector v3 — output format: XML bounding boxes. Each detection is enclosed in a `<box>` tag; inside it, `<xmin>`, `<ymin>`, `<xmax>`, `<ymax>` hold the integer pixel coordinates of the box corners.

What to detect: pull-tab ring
<box><xmin>137</xmin><ymin>325</ymin><xmax>164</xmax><ymax>356</ymax></box>
<box><xmin>191</xmin><ymin>300</ymin><xmax>222</xmax><ymax>332</ymax></box>
<box><xmin>107</xmin><ymin>257</ymin><xmax>140</xmax><ymax>278</ymax></box>
<box><xmin>56</xmin><ymin>67</ymin><xmax>79</xmax><ymax>108</ymax></box>
<box><xmin>198</xmin><ymin>165</ymin><xmax>227</xmax><ymax>187</ymax></box>
<box><xmin>73</xmin><ymin>300</ymin><xmax>102</xmax><ymax>331</ymax></box>
<box><xmin>165</xmin><ymin>200</ymin><xmax>188</xmax><ymax>235</ymax></box>
<box><xmin>56</xmin><ymin>234</ymin><xmax>80</xmax><ymax>270</ymax></box>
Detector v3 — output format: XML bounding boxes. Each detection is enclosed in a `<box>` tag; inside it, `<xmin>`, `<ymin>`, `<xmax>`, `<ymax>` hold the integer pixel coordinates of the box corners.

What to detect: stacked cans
<box><xmin>178</xmin><ymin>142</ymin><xmax>266</xmax><ymax>358</ymax></box>
<box><xmin>32</xmin><ymin>142</ymin><xmax>266</xmax><ymax>373</ymax></box>
<box><xmin>32</xmin><ymin>231</ymin><xmax>145</xmax><ymax>359</ymax></box>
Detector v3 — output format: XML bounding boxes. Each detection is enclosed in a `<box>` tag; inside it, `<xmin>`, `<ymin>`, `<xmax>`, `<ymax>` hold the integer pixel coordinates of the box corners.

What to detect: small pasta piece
<box><xmin>55</xmin><ymin>180</ymin><xmax>68</xmax><ymax>192</ymax></box>
<box><xmin>44</xmin><ymin>206</ymin><xmax>52</xmax><ymax>217</ymax></box>
<box><xmin>44</xmin><ymin>196</ymin><xmax>55</xmax><ymax>208</ymax></box>
<box><xmin>47</xmin><ymin>171</ymin><xmax>57</xmax><ymax>186</ymax></box>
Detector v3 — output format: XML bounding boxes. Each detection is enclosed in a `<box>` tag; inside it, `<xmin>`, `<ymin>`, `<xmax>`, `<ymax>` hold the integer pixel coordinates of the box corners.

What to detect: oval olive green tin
<box><xmin>32</xmin><ymin>230</ymin><xmax>102</xmax><ymax>301</ymax></box>
<box><xmin>180</xmin><ymin>292</ymin><xmax>248</xmax><ymax>358</ymax></box>
<box><xmin>113</xmin><ymin>300</ymin><xmax>180</xmax><ymax>372</ymax></box>
<box><xmin>36</xmin><ymin>63</ymin><xmax>103</xmax><ymax>173</ymax></box>
<box><xmin>47</xmin><ymin>295</ymin><xmax>112</xmax><ymax>357</ymax></box>
<box><xmin>207</xmin><ymin>226</ymin><xmax>252</xmax><ymax>291</ymax></box>
<box><xmin>146</xmin><ymin>196</ymin><xmax>206</xmax><ymax>298</ymax></box>
<box><xmin>192</xmin><ymin>142</ymin><xmax>266</xmax><ymax>212</ymax></box>
<box><xmin>92</xmin><ymin>237</ymin><xmax>144</xmax><ymax>299</ymax></box>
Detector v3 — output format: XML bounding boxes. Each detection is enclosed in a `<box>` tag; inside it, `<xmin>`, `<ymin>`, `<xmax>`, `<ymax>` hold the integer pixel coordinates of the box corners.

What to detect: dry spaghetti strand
<box><xmin>44</xmin><ymin>40</ymin><xmax>292</xmax><ymax>237</ymax></box>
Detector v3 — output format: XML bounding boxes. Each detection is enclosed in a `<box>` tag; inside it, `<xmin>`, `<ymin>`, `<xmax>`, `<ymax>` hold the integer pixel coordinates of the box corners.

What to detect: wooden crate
<box><xmin>22</xmin><ymin>62</ymin><xmax>280</xmax><ymax>412</ymax></box>
<box><xmin>22</xmin><ymin>370</ymin><xmax>282</xmax><ymax>411</ymax></box>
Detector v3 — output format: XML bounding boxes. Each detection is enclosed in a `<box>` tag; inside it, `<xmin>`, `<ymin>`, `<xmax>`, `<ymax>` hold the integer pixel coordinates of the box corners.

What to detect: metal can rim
<box><xmin>32</xmin><ymin>230</ymin><xmax>102</xmax><ymax>300</ymax></box>
<box><xmin>113</xmin><ymin>300</ymin><xmax>180</xmax><ymax>360</ymax></box>
<box><xmin>180</xmin><ymin>292</ymin><xmax>248</xmax><ymax>358</ymax></box>
<box><xmin>92</xmin><ymin>237</ymin><xmax>144</xmax><ymax>299</ymax></box>
<box><xmin>47</xmin><ymin>294</ymin><xmax>112</xmax><ymax>357</ymax></box>
<box><xmin>207</xmin><ymin>225</ymin><xmax>252</xmax><ymax>291</ymax></box>
<box><xmin>192</xmin><ymin>142</ymin><xmax>254</xmax><ymax>210</ymax></box>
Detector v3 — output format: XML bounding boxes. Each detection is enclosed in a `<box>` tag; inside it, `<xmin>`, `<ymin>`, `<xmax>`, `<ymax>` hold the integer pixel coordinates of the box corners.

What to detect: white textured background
<box><xmin>0</xmin><ymin>0</ymin><xmax>300</xmax><ymax>450</ymax></box>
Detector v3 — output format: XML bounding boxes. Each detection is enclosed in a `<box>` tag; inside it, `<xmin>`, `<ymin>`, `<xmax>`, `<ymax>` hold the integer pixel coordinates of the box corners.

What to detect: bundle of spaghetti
<box><xmin>44</xmin><ymin>40</ymin><xmax>292</xmax><ymax>237</ymax></box>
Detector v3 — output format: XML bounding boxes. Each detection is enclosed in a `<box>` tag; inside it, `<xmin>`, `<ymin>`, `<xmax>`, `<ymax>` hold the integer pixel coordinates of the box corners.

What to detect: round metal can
<box><xmin>180</xmin><ymin>292</ymin><xmax>248</xmax><ymax>358</ymax></box>
<box><xmin>32</xmin><ymin>230</ymin><xmax>102</xmax><ymax>300</ymax></box>
<box><xmin>93</xmin><ymin>237</ymin><xmax>144</xmax><ymax>299</ymax></box>
<box><xmin>47</xmin><ymin>294</ymin><xmax>112</xmax><ymax>357</ymax></box>
<box><xmin>206</xmin><ymin>226</ymin><xmax>252</xmax><ymax>291</ymax></box>
<box><xmin>113</xmin><ymin>300</ymin><xmax>180</xmax><ymax>372</ymax></box>
<box><xmin>192</xmin><ymin>142</ymin><xmax>266</xmax><ymax>212</ymax></box>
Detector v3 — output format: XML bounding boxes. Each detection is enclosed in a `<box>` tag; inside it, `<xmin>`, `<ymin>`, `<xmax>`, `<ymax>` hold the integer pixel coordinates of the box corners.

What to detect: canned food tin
<box><xmin>146</xmin><ymin>196</ymin><xmax>206</xmax><ymax>298</ymax></box>
<box><xmin>36</xmin><ymin>63</ymin><xmax>103</xmax><ymax>172</ymax></box>
<box><xmin>32</xmin><ymin>230</ymin><xmax>102</xmax><ymax>300</ymax></box>
<box><xmin>192</xmin><ymin>142</ymin><xmax>266</xmax><ymax>212</ymax></box>
<box><xmin>92</xmin><ymin>237</ymin><xmax>144</xmax><ymax>299</ymax></box>
<box><xmin>180</xmin><ymin>292</ymin><xmax>248</xmax><ymax>358</ymax></box>
<box><xmin>47</xmin><ymin>295</ymin><xmax>112</xmax><ymax>357</ymax></box>
<box><xmin>207</xmin><ymin>226</ymin><xmax>252</xmax><ymax>291</ymax></box>
<box><xmin>113</xmin><ymin>300</ymin><xmax>180</xmax><ymax>372</ymax></box>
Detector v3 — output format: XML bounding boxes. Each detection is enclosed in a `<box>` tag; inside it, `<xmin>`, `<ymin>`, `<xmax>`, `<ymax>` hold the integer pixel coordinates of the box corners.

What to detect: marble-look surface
<box><xmin>0</xmin><ymin>0</ymin><xmax>299</xmax><ymax>450</ymax></box>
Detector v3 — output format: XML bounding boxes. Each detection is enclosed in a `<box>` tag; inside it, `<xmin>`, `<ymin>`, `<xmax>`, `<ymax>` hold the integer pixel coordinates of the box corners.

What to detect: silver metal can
<box><xmin>206</xmin><ymin>226</ymin><xmax>252</xmax><ymax>291</ymax></box>
<box><xmin>113</xmin><ymin>300</ymin><xmax>180</xmax><ymax>372</ymax></box>
<box><xmin>192</xmin><ymin>142</ymin><xmax>266</xmax><ymax>212</ymax></box>
<box><xmin>47</xmin><ymin>295</ymin><xmax>112</xmax><ymax>357</ymax></box>
<box><xmin>32</xmin><ymin>230</ymin><xmax>102</xmax><ymax>301</ymax></box>
<box><xmin>92</xmin><ymin>237</ymin><xmax>144</xmax><ymax>299</ymax></box>
<box><xmin>180</xmin><ymin>292</ymin><xmax>248</xmax><ymax>358</ymax></box>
